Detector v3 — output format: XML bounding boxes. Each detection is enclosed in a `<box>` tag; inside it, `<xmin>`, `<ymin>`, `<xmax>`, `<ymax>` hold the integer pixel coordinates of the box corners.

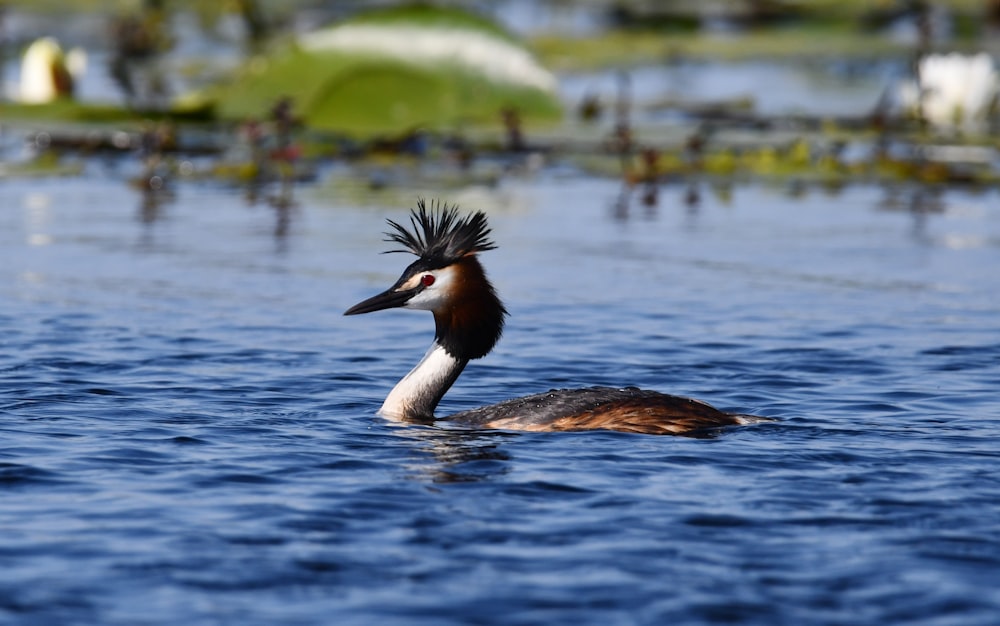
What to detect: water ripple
<box><xmin>1</xmin><ymin>180</ymin><xmax>999</xmax><ymax>624</ymax></box>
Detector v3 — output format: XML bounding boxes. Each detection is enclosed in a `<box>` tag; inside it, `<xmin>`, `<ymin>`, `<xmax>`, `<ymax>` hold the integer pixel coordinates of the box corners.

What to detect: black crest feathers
<box><xmin>385</xmin><ymin>199</ymin><xmax>496</xmax><ymax>267</ymax></box>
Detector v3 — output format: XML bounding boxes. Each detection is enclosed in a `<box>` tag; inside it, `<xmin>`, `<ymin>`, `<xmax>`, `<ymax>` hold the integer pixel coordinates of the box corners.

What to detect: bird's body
<box><xmin>345</xmin><ymin>201</ymin><xmax>768</xmax><ymax>436</ymax></box>
<box><xmin>447</xmin><ymin>386</ymin><xmax>756</xmax><ymax>435</ymax></box>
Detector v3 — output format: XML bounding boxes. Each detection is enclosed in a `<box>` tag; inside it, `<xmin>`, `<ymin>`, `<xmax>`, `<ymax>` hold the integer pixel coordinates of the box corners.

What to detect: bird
<box><xmin>345</xmin><ymin>200</ymin><xmax>770</xmax><ymax>435</ymax></box>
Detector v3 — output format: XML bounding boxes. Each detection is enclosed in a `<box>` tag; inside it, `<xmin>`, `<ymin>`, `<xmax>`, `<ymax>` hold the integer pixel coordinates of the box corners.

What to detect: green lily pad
<box><xmin>204</xmin><ymin>4</ymin><xmax>562</xmax><ymax>135</ymax></box>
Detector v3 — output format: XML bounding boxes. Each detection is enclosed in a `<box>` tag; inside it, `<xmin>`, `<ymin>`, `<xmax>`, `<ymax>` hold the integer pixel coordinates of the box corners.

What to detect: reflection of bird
<box><xmin>345</xmin><ymin>202</ymin><xmax>768</xmax><ymax>435</ymax></box>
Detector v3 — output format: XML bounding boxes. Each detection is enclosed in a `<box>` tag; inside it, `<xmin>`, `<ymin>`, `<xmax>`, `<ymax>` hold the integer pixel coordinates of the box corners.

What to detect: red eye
<box><xmin>421</xmin><ymin>274</ymin><xmax>435</xmax><ymax>287</ymax></box>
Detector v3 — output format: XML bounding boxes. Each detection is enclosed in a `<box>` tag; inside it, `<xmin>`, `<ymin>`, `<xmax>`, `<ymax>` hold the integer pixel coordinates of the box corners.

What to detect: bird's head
<box><xmin>345</xmin><ymin>200</ymin><xmax>506</xmax><ymax>360</ymax></box>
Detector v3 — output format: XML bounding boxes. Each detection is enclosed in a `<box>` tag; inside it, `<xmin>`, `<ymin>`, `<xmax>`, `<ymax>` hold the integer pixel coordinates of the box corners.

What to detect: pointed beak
<box><xmin>344</xmin><ymin>286</ymin><xmax>416</xmax><ymax>315</ymax></box>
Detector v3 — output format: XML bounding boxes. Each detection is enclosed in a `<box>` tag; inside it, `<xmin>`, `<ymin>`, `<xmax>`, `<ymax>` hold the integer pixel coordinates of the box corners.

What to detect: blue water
<box><xmin>2</xmin><ymin>171</ymin><xmax>999</xmax><ymax>625</ymax></box>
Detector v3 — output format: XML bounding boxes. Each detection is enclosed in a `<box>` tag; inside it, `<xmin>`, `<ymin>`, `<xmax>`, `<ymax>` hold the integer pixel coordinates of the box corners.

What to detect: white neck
<box><xmin>379</xmin><ymin>342</ymin><xmax>467</xmax><ymax>421</ymax></box>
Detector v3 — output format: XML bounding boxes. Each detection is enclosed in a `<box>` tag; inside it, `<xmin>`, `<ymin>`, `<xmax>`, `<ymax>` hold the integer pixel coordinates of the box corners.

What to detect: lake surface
<box><xmin>2</xmin><ymin>165</ymin><xmax>999</xmax><ymax>625</ymax></box>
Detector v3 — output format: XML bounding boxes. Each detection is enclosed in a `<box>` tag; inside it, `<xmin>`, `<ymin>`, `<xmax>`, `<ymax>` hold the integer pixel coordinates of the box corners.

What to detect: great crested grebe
<box><xmin>345</xmin><ymin>201</ymin><xmax>768</xmax><ymax>435</ymax></box>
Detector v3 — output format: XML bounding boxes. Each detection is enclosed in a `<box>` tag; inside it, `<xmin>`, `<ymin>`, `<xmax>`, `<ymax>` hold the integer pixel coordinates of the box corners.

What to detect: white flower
<box><xmin>900</xmin><ymin>52</ymin><xmax>998</xmax><ymax>129</ymax></box>
<box><xmin>18</xmin><ymin>37</ymin><xmax>85</xmax><ymax>104</ymax></box>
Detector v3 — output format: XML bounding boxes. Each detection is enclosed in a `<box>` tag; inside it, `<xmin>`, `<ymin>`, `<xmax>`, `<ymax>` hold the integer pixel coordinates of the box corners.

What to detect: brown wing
<box><xmin>446</xmin><ymin>386</ymin><xmax>757</xmax><ymax>436</ymax></box>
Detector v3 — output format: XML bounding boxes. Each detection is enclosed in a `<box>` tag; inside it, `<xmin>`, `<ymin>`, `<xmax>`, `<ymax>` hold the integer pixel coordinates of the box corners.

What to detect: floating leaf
<box><xmin>205</xmin><ymin>4</ymin><xmax>561</xmax><ymax>135</ymax></box>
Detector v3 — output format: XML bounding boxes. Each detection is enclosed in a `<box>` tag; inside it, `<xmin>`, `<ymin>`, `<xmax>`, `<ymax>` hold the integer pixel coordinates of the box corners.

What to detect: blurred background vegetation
<box><xmin>1</xmin><ymin>0</ymin><xmax>997</xmax><ymax>188</ymax></box>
